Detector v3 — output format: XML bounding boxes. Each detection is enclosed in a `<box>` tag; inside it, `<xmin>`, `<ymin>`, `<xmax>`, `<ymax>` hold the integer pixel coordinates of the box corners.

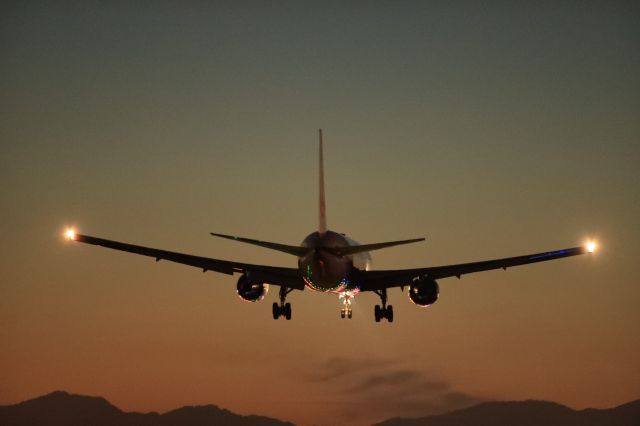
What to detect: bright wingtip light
<box><xmin>65</xmin><ymin>228</ymin><xmax>76</xmax><ymax>241</ymax></box>
<box><xmin>586</xmin><ymin>241</ymin><xmax>597</xmax><ymax>253</ymax></box>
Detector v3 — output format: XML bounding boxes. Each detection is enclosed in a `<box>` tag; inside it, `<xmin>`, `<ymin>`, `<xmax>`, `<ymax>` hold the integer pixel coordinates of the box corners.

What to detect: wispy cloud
<box><xmin>306</xmin><ymin>357</ymin><xmax>393</xmax><ymax>383</ymax></box>
<box><xmin>347</xmin><ymin>369</ymin><xmax>446</xmax><ymax>394</ymax></box>
<box><xmin>304</xmin><ymin>357</ymin><xmax>483</xmax><ymax>424</ymax></box>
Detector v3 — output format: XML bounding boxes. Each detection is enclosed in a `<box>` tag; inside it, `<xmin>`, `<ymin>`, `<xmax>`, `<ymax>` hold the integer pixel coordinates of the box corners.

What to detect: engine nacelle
<box><xmin>408</xmin><ymin>276</ymin><xmax>439</xmax><ymax>307</ymax></box>
<box><xmin>236</xmin><ymin>274</ymin><xmax>268</xmax><ymax>302</ymax></box>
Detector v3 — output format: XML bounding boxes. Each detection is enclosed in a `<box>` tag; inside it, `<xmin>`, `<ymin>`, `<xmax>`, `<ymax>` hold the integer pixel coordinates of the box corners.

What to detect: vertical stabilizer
<box><xmin>318</xmin><ymin>129</ymin><xmax>327</xmax><ymax>234</ymax></box>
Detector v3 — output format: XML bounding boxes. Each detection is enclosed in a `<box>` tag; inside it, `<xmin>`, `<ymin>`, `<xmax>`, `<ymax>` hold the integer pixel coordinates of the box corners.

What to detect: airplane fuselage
<box><xmin>298</xmin><ymin>230</ymin><xmax>370</xmax><ymax>292</ymax></box>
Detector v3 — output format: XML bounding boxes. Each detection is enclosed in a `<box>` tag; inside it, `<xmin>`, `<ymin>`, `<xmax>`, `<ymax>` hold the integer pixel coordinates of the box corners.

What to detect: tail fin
<box><xmin>318</xmin><ymin>129</ymin><xmax>327</xmax><ymax>234</ymax></box>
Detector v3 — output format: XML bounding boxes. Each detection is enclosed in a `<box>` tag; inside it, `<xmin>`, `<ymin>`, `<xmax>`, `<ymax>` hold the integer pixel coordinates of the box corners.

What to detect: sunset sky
<box><xmin>1</xmin><ymin>2</ymin><xmax>639</xmax><ymax>425</ymax></box>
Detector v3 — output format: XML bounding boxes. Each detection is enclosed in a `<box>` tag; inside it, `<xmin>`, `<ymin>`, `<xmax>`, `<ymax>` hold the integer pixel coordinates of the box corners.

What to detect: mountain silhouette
<box><xmin>0</xmin><ymin>391</ymin><xmax>295</xmax><ymax>426</ymax></box>
<box><xmin>372</xmin><ymin>399</ymin><xmax>640</xmax><ymax>426</ymax></box>
<box><xmin>1</xmin><ymin>391</ymin><xmax>638</xmax><ymax>426</ymax></box>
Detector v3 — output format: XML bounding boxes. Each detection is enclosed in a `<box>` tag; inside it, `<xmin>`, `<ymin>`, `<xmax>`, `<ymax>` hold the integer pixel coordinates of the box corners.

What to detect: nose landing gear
<box><xmin>340</xmin><ymin>307</ymin><xmax>353</xmax><ymax>319</ymax></box>
<box><xmin>374</xmin><ymin>289</ymin><xmax>393</xmax><ymax>322</ymax></box>
<box><xmin>339</xmin><ymin>291</ymin><xmax>354</xmax><ymax>319</ymax></box>
<box><xmin>273</xmin><ymin>287</ymin><xmax>293</xmax><ymax>320</ymax></box>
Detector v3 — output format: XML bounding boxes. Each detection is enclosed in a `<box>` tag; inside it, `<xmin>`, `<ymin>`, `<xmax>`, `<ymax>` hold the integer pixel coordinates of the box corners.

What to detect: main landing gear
<box><xmin>374</xmin><ymin>289</ymin><xmax>393</xmax><ymax>322</ymax></box>
<box><xmin>273</xmin><ymin>286</ymin><xmax>293</xmax><ymax>320</ymax></box>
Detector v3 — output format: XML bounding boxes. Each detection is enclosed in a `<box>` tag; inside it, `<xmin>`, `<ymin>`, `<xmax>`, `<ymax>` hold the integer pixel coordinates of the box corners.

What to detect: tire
<box><xmin>374</xmin><ymin>305</ymin><xmax>381</xmax><ymax>322</ymax></box>
<box><xmin>284</xmin><ymin>302</ymin><xmax>292</xmax><ymax>320</ymax></box>
<box><xmin>272</xmin><ymin>302</ymin><xmax>280</xmax><ymax>320</ymax></box>
<box><xmin>387</xmin><ymin>305</ymin><xmax>394</xmax><ymax>323</ymax></box>
<box><xmin>347</xmin><ymin>310</ymin><xmax>352</xmax><ymax>319</ymax></box>
<box><xmin>341</xmin><ymin>309</ymin><xmax>346</xmax><ymax>319</ymax></box>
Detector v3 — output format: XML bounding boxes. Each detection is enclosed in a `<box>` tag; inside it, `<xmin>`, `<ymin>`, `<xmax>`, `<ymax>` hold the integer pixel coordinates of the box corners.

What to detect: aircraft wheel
<box><xmin>341</xmin><ymin>309</ymin><xmax>346</xmax><ymax>319</ymax></box>
<box><xmin>374</xmin><ymin>305</ymin><xmax>381</xmax><ymax>322</ymax></box>
<box><xmin>387</xmin><ymin>305</ymin><xmax>394</xmax><ymax>323</ymax></box>
<box><xmin>284</xmin><ymin>302</ymin><xmax>292</xmax><ymax>320</ymax></box>
<box><xmin>272</xmin><ymin>302</ymin><xmax>280</xmax><ymax>320</ymax></box>
<box><xmin>347</xmin><ymin>310</ymin><xmax>352</xmax><ymax>319</ymax></box>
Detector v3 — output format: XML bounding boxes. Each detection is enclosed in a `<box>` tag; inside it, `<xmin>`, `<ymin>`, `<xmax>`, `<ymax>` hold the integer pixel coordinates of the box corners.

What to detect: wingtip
<box><xmin>64</xmin><ymin>228</ymin><xmax>77</xmax><ymax>241</ymax></box>
<box><xmin>210</xmin><ymin>232</ymin><xmax>238</xmax><ymax>240</ymax></box>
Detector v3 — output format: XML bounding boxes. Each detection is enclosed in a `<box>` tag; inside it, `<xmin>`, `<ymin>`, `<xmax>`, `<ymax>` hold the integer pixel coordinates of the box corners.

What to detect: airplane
<box><xmin>64</xmin><ymin>129</ymin><xmax>597</xmax><ymax>322</ymax></box>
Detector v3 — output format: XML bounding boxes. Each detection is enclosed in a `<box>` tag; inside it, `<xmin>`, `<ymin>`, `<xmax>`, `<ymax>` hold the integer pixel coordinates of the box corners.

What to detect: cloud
<box><xmin>348</xmin><ymin>369</ymin><xmax>448</xmax><ymax>394</ymax></box>
<box><xmin>306</xmin><ymin>357</ymin><xmax>393</xmax><ymax>383</ymax></box>
<box><xmin>304</xmin><ymin>357</ymin><xmax>484</xmax><ymax>424</ymax></box>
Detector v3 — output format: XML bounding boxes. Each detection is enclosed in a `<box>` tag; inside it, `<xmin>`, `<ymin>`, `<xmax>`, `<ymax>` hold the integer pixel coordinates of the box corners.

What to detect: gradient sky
<box><xmin>1</xmin><ymin>2</ymin><xmax>639</xmax><ymax>425</ymax></box>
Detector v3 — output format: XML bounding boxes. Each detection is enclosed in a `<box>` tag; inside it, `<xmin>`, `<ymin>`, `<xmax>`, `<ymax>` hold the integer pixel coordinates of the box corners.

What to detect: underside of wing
<box><xmin>356</xmin><ymin>245</ymin><xmax>592</xmax><ymax>291</ymax></box>
<box><xmin>69</xmin><ymin>233</ymin><xmax>305</xmax><ymax>290</ymax></box>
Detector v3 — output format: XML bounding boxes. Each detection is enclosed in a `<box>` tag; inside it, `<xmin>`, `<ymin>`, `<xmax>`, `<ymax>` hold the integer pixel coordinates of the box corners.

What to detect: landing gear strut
<box><xmin>273</xmin><ymin>286</ymin><xmax>293</xmax><ymax>320</ymax></box>
<box><xmin>374</xmin><ymin>289</ymin><xmax>393</xmax><ymax>322</ymax></box>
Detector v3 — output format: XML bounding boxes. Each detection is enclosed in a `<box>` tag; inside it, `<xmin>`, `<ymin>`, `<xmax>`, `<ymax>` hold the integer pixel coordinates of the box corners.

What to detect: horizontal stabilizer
<box><xmin>326</xmin><ymin>237</ymin><xmax>425</xmax><ymax>257</ymax></box>
<box><xmin>210</xmin><ymin>232</ymin><xmax>309</xmax><ymax>257</ymax></box>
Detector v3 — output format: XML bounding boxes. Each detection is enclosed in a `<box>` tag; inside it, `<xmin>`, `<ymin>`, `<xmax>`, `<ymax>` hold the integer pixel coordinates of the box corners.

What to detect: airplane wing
<box><xmin>357</xmin><ymin>246</ymin><xmax>592</xmax><ymax>291</ymax></box>
<box><xmin>68</xmin><ymin>233</ymin><xmax>305</xmax><ymax>290</ymax></box>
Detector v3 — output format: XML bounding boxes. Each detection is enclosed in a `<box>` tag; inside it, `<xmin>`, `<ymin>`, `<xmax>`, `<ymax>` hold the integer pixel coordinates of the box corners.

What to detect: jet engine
<box><xmin>236</xmin><ymin>274</ymin><xmax>268</xmax><ymax>302</ymax></box>
<box><xmin>408</xmin><ymin>276</ymin><xmax>439</xmax><ymax>307</ymax></box>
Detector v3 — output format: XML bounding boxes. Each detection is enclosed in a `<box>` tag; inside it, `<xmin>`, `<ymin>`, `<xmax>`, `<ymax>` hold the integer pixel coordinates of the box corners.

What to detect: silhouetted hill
<box><xmin>373</xmin><ymin>399</ymin><xmax>640</xmax><ymax>426</ymax></box>
<box><xmin>0</xmin><ymin>391</ymin><xmax>294</xmax><ymax>426</ymax></box>
<box><xmin>158</xmin><ymin>405</ymin><xmax>293</xmax><ymax>426</ymax></box>
<box><xmin>2</xmin><ymin>391</ymin><xmax>638</xmax><ymax>426</ymax></box>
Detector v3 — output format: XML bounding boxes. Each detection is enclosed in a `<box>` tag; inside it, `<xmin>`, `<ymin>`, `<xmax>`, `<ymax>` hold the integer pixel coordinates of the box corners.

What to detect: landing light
<box><xmin>586</xmin><ymin>241</ymin><xmax>597</xmax><ymax>253</ymax></box>
<box><xmin>65</xmin><ymin>228</ymin><xmax>76</xmax><ymax>240</ymax></box>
